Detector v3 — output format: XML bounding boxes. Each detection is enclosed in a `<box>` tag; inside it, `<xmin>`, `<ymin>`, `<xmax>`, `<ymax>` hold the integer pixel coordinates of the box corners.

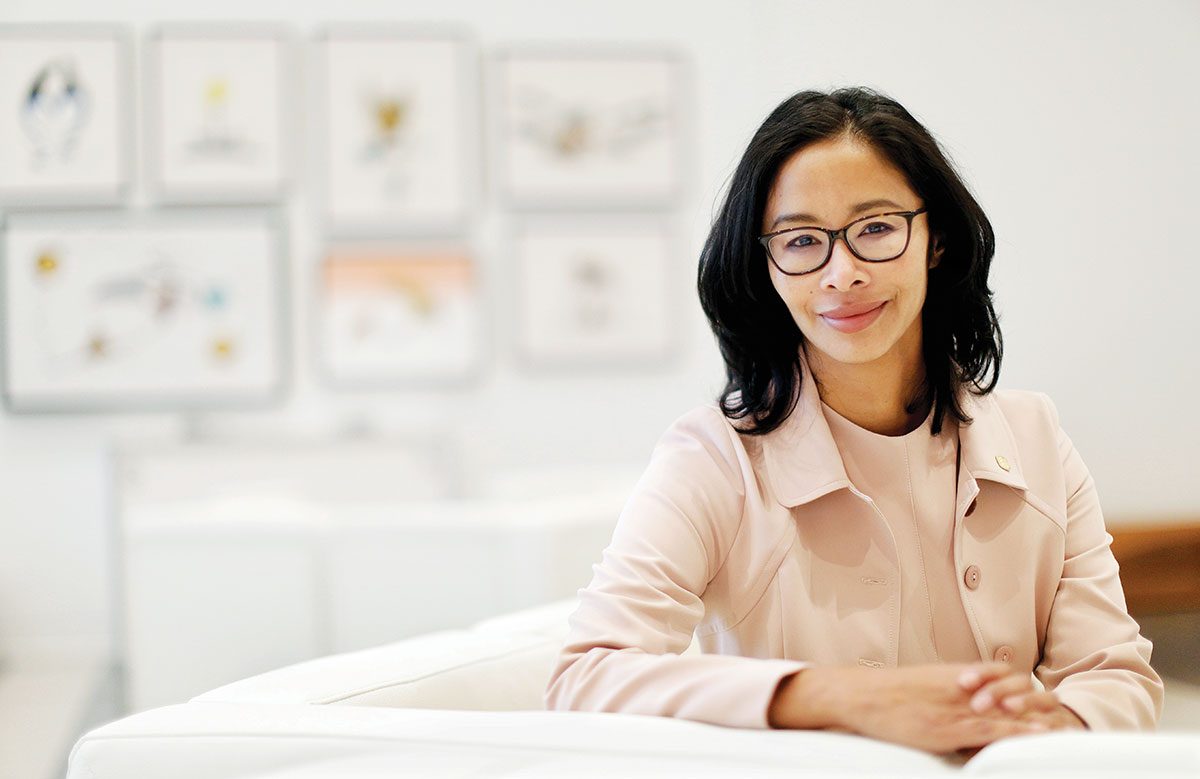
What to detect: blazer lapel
<box><xmin>758</xmin><ymin>347</ymin><xmax>1029</xmax><ymax>510</ymax></box>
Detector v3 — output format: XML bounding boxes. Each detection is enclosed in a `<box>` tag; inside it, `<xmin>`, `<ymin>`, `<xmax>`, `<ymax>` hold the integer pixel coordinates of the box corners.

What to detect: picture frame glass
<box><xmin>323</xmin><ymin>35</ymin><xmax>471</xmax><ymax>230</ymax></box>
<box><xmin>498</xmin><ymin>53</ymin><xmax>682</xmax><ymax>205</ymax></box>
<box><xmin>2</xmin><ymin>216</ymin><xmax>284</xmax><ymax>409</ymax></box>
<box><xmin>320</xmin><ymin>250</ymin><xmax>482</xmax><ymax>383</ymax></box>
<box><xmin>152</xmin><ymin>32</ymin><xmax>286</xmax><ymax>198</ymax></box>
<box><xmin>0</xmin><ymin>30</ymin><xmax>127</xmax><ymax>200</ymax></box>
<box><xmin>515</xmin><ymin>222</ymin><xmax>674</xmax><ymax>365</ymax></box>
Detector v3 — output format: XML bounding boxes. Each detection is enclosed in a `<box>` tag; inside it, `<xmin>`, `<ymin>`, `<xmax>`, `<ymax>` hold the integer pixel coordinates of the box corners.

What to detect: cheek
<box><xmin>770</xmin><ymin>274</ymin><xmax>817</xmax><ymax>321</ymax></box>
<box><xmin>905</xmin><ymin>266</ymin><xmax>931</xmax><ymax>307</ymax></box>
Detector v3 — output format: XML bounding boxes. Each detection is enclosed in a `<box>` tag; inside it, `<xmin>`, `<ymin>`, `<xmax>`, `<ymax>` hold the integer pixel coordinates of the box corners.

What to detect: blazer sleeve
<box><xmin>543</xmin><ymin>406</ymin><xmax>808</xmax><ymax>729</ymax></box>
<box><xmin>1032</xmin><ymin>393</ymin><xmax>1165</xmax><ymax>730</ymax></box>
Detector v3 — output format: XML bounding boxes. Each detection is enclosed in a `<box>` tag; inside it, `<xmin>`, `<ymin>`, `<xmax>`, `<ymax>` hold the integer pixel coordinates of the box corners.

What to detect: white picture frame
<box><xmin>511</xmin><ymin>218</ymin><xmax>678</xmax><ymax>369</ymax></box>
<box><xmin>145</xmin><ymin>24</ymin><xmax>292</xmax><ymax>203</ymax></box>
<box><xmin>316</xmin><ymin>26</ymin><xmax>477</xmax><ymax>236</ymax></box>
<box><xmin>316</xmin><ymin>247</ymin><xmax>486</xmax><ymax>387</ymax></box>
<box><xmin>0</xmin><ymin>24</ymin><xmax>131</xmax><ymax>206</ymax></box>
<box><xmin>1</xmin><ymin>210</ymin><xmax>288</xmax><ymax>412</ymax></box>
<box><xmin>493</xmin><ymin>47</ymin><xmax>687</xmax><ymax>209</ymax></box>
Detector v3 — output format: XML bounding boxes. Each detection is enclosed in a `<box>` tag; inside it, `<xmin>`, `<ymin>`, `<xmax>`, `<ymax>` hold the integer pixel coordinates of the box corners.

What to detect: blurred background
<box><xmin>0</xmin><ymin>1</ymin><xmax>1197</xmax><ymax>777</ymax></box>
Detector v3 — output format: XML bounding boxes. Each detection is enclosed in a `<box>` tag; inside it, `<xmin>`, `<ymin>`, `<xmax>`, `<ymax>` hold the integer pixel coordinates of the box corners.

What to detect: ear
<box><xmin>928</xmin><ymin>236</ymin><xmax>945</xmax><ymax>269</ymax></box>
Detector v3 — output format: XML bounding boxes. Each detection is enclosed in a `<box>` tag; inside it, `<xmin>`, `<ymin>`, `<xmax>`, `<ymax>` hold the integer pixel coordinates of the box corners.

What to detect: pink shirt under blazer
<box><xmin>545</xmin><ymin>348</ymin><xmax>1163</xmax><ymax>731</ymax></box>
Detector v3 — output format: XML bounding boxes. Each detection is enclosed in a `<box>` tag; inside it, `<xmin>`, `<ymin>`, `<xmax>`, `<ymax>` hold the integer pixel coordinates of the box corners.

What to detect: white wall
<box><xmin>1</xmin><ymin>0</ymin><xmax>1197</xmax><ymax>661</ymax></box>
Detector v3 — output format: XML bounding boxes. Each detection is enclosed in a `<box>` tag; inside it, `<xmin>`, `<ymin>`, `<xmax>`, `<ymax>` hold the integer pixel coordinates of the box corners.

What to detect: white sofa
<box><xmin>68</xmin><ymin>598</ymin><xmax>1200</xmax><ymax>778</ymax></box>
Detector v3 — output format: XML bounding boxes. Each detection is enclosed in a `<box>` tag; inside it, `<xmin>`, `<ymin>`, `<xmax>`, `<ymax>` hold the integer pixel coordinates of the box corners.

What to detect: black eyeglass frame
<box><xmin>758</xmin><ymin>207</ymin><xmax>929</xmax><ymax>276</ymax></box>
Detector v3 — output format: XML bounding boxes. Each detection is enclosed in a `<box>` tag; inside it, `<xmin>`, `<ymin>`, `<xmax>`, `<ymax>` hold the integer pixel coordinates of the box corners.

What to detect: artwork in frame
<box><xmin>145</xmin><ymin>24</ymin><xmax>291</xmax><ymax>203</ymax></box>
<box><xmin>1</xmin><ymin>211</ymin><xmax>287</xmax><ymax>413</ymax></box>
<box><xmin>318</xmin><ymin>249</ymin><xmax>484</xmax><ymax>386</ymax></box>
<box><xmin>0</xmin><ymin>24</ymin><xmax>131</xmax><ymax>206</ymax></box>
<box><xmin>494</xmin><ymin>48</ymin><xmax>686</xmax><ymax>208</ymax></box>
<box><xmin>317</xmin><ymin>27</ymin><xmax>476</xmax><ymax>235</ymax></box>
<box><xmin>512</xmin><ymin>219</ymin><xmax>677</xmax><ymax>369</ymax></box>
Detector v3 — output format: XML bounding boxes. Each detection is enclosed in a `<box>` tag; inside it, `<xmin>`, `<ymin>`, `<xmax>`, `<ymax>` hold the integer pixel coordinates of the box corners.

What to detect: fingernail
<box><xmin>959</xmin><ymin>670</ymin><xmax>980</xmax><ymax>688</ymax></box>
<box><xmin>970</xmin><ymin>691</ymin><xmax>993</xmax><ymax>713</ymax></box>
<box><xmin>1002</xmin><ymin>696</ymin><xmax>1024</xmax><ymax>712</ymax></box>
<box><xmin>1026</xmin><ymin>722</ymin><xmax>1047</xmax><ymax>732</ymax></box>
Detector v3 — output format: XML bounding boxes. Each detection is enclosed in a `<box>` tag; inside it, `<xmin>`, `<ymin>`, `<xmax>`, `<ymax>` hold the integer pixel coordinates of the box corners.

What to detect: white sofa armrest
<box><xmin>192</xmin><ymin>629</ymin><xmax>561</xmax><ymax>711</ymax></box>
<box><xmin>191</xmin><ymin>596</ymin><xmax>700</xmax><ymax>712</ymax></box>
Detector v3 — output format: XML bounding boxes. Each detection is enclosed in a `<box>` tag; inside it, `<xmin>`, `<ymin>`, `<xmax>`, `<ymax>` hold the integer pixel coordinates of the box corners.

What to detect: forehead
<box><xmin>763</xmin><ymin>136</ymin><xmax>918</xmax><ymax>228</ymax></box>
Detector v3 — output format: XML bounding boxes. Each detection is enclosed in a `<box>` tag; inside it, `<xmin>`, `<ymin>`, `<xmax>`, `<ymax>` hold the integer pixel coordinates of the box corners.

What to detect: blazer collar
<box><xmin>756</xmin><ymin>347</ymin><xmax>1028</xmax><ymax>508</ymax></box>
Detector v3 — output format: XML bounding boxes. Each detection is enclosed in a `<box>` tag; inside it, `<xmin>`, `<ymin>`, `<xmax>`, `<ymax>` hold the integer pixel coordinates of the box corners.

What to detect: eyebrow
<box><xmin>768</xmin><ymin>199</ymin><xmax>907</xmax><ymax>231</ymax></box>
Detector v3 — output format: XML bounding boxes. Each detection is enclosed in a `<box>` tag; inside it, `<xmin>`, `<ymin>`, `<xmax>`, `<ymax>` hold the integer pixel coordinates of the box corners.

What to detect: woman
<box><xmin>543</xmin><ymin>87</ymin><xmax>1163</xmax><ymax>755</ymax></box>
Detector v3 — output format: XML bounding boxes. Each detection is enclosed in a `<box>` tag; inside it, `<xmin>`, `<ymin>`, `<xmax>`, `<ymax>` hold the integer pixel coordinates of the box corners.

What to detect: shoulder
<box><xmin>984</xmin><ymin>386</ymin><xmax>1060</xmax><ymax>441</ymax></box>
<box><xmin>656</xmin><ymin>399</ymin><xmax>748</xmax><ymax>458</ymax></box>
<box><xmin>665</xmin><ymin>400</ymin><xmax>743</xmax><ymax>436</ymax></box>
<box><xmin>657</xmin><ymin>398</ymin><xmax>758</xmax><ymax>460</ymax></box>
<box><xmin>982</xmin><ymin>387</ymin><xmax>1075</xmax><ymax>505</ymax></box>
<box><xmin>645</xmin><ymin>400</ymin><xmax>756</xmax><ymax>502</ymax></box>
<box><xmin>629</xmin><ymin>401</ymin><xmax>755</xmax><ymax>579</ymax></box>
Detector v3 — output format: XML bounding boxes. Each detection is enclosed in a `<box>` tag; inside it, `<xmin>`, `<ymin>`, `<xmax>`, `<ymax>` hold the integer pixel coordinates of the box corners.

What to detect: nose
<box><xmin>821</xmin><ymin>234</ymin><xmax>869</xmax><ymax>291</ymax></box>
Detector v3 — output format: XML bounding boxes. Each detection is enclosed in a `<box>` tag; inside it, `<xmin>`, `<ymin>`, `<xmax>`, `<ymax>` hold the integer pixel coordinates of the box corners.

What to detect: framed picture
<box><xmin>493</xmin><ymin>48</ymin><xmax>687</xmax><ymax>209</ymax></box>
<box><xmin>317</xmin><ymin>248</ymin><xmax>484</xmax><ymax>387</ymax></box>
<box><xmin>145</xmin><ymin>24</ymin><xmax>291</xmax><ymax>203</ymax></box>
<box><xmin>316</xmin><ymin>26</ymin><xmax>477</xmax><ymax>235</ymax></box>
<box><xmin>0</xmin><ymin>24</ymin><xmax>131</xmax><ymax>206</ymax></box>
<box><xmin>1</xmin><ymin>210</ymin><xmax>288</xmax><ymax>412</ymax></box>
<box><xmin>511</xmin><ymin>218</ymin><xmax>678</xmax><ymax>369</ymax></box>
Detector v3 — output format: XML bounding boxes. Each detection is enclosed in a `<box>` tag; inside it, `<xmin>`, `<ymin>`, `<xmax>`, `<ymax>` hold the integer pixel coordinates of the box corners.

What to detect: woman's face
<box><xmin>761</xmin><ymin>134</ymin><xmax>939</xmax><ymax>372</ymax></box>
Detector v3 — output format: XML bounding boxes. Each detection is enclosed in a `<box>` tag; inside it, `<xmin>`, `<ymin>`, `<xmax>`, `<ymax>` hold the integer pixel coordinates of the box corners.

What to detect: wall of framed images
<box><xmin>0</xmin><ymin>21</ymin><xmax>692</xmax><ymax>412</ymax></box>
<box><xmin>4</xmin><ymin>2</ymin><xmax>1199</xmax><ymax>717</ymax></box>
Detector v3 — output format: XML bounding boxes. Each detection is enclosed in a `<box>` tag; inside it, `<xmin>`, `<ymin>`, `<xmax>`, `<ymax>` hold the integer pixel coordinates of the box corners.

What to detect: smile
<box><xmin>819</xmin><ymin>301</ymin><xmax>887</xmax><ymax>333</ymax></box>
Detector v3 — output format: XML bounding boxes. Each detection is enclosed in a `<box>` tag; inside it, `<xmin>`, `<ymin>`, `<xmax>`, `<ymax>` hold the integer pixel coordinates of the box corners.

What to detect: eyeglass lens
<box><xmin>768</xmin><ymin>213</ymin><xmax>911</xmax><ymax>274</ymax></box>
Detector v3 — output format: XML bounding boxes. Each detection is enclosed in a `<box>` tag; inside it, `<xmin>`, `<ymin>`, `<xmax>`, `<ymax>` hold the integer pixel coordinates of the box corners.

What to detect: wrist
<box><xmin>768</xmin><ymin>667</ymin><xmax>843</xmax><ymax>730</ymax></box>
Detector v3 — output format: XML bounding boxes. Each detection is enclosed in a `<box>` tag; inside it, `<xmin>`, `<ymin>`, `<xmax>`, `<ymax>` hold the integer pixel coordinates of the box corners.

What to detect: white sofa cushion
<box><xmin>68</xmin><ymin>701</ymin><xmax>1200</xmax><ymax>779</ymax></box>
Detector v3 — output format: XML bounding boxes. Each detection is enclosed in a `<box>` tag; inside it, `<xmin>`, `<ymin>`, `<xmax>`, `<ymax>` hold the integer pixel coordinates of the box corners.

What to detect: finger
<box><xmin>957</xmin><ymin>662</ymin><xmax>1014</xmax><ymax>691</ymax></box>
<box><xmin>956</xmin><ymin>745</ymin><xmax>984</xmax><ymax>761</ymax></box>
<box><xmin>1015</xmin><ymin>709</ymin><xmax>1071</xmax><ymax>732</ymax></box>
<box><xmin>969</xmin><ymin>675</ymin><xmax>1035</xmax><ymax>713</ymax></box>
<box><xmin>952</xmin><ymin>715</ymin><xmax>1048</xmax><ymax>750</ymax></box>
<box><xmin>999</xmin><ymin>691</ymin><xmax>1059</xmax><ymax>714</ymax></box>
<box><xmin>1019</xmin><ymin>704</ymin><xmax>1086</xmax><ymax>731</ymax></box>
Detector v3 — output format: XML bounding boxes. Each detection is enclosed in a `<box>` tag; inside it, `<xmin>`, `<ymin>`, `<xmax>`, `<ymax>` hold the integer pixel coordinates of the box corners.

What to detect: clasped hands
<box><xmin>958</xmin><ymin>663</ymin><xmax>1085</xmax><ymax>729</ymax></box>
<box><xmin>768</xmin><ymin>661</ymin><xmax>1086</xmax><ymax>754</ymax></box>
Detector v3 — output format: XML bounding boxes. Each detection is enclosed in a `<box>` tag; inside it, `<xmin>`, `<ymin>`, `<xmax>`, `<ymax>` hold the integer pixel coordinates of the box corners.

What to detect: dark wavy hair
<box><xmin>697</xmin><ymin>86</ymin><xmax>1002</xmax><ymax>437</ymax></box>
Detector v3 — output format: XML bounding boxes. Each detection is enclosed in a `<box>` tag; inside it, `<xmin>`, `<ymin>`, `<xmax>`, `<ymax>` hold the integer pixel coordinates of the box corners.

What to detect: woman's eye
<box><xmin>787</xmin><ymin>235</ymin><xmax>815</xmax><ymax>248</ymax></box>
<box><xmin>860</xmin><ymin>222</ymin><xmax>894</xmax><ymax>236</ymax></box>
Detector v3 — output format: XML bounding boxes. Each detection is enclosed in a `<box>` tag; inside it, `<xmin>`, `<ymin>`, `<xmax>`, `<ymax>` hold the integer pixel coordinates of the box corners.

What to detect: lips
<box><xmin>818</xmin><ymin>300</ymin><xmax>888</xmax><ymax>334</ymax></box>
<box><xmin>818</xmin><ymin>300</ymin><xmax>887</xmax><ymax>319</ymax></box>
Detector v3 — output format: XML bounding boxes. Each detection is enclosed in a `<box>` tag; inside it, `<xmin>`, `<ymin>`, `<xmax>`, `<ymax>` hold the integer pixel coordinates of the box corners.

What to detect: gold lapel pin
<box><xmin>995</xmin><ymin>455</ymin><xmax>1010</xmax><ymax>472</ymax></box>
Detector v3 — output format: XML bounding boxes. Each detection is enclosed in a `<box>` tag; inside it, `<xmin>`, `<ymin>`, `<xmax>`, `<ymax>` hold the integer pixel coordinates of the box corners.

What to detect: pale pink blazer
<box><xmin>545</xmin><ymin>352</ymin><xmax>1163</xmax><ymax>731</ymax></box>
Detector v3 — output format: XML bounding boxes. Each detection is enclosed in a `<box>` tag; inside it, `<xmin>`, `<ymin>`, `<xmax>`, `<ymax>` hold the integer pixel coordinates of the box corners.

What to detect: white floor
<box><xmin>0</xmin><ymin>657</ymin><xmax>112</xmax><ymax>779</ymax></box>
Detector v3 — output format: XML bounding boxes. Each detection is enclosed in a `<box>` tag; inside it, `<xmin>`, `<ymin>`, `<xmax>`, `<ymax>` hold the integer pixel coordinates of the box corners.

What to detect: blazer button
<box><xmin>965</xmin><ymin>499</ymin><xmax>977</xmax><ymax>517</ymax></box>
<box><xmin>994</xmin><ymin>645</ymin><xmax>1015</xmax><ymax>663</ymax></box>
<box><xmin>963</xmin><ymin>565</ymin><xmax>982</xmax><ymax>590</ymax></box>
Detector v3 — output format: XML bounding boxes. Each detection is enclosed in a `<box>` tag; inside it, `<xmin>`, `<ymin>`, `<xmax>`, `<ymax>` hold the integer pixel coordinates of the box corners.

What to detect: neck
<box><xmin>803</xmin><ymin>341</ymin><xmax>930</xmax><ymax>437</ymax></box>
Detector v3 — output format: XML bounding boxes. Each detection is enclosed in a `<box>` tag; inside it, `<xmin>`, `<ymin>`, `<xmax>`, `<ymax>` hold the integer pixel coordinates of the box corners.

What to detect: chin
<box><xmin>803</xmin><ymin>333</ymin><xmax>894</xmax><ymax>366</ymax></box>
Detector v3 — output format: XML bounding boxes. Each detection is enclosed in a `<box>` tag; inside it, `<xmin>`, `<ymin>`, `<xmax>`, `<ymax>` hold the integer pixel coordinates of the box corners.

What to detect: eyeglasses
<box><xmin>758</xmin><ymin>207</ymin><xmax>928</xmax><ymax>276</ymax></box>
